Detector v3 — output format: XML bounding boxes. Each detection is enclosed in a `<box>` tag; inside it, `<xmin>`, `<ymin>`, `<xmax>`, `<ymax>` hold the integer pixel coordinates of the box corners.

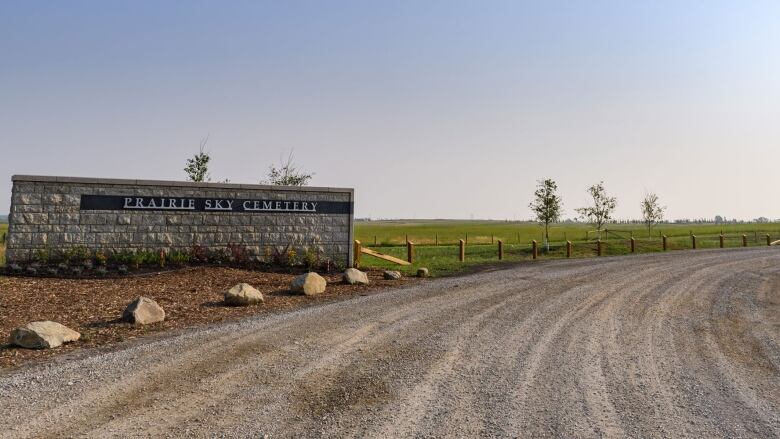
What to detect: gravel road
<box><xmin>2</xmin><ymin>247</ymin><xmax>779</xmax><ymax>438</ymax></box>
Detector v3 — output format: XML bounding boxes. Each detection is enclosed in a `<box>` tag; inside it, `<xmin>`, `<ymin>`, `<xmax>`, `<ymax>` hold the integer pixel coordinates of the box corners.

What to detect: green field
<box><xmin>355</xmin><ymin>220</ymin><xmax>780</xmax><ymax>246</ymax></box>
<box><xmin>355</xmin><ymin>220</ymin><xmax>780</xmax><ymax>276</ymax></box>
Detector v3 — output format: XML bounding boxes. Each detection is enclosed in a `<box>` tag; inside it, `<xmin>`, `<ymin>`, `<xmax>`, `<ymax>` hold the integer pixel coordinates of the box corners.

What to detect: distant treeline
<box><xmin>0</xmin><ymin>215</ymin><xmax>7</xmax><ymax>223</ymax></box>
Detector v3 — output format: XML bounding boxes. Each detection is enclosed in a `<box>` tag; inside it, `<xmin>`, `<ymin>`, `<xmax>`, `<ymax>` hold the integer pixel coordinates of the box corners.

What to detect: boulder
<box><xmin>291</xmin><ymin>272</ymin><xmax>327</xmax><ymax>296</ymax></box>
<box><xmin>224</xmin><ymin>283</ymin><xmax>264</xmax><ymax>306</ymax></box>
<box><xmin>383</xmin><ymin>270</ymin><xmax>402</xmax><ymax>280</ymax></box>
<box><xmin>343</xmin><ymin>268</ymin><xmax>370</xmax><ymax>285</ymax></box>
<box><xmin>122</xmin><ymin>296</ymin><xmax>166</xmax><ymax>325</ymax></box>
<box><xmin>9</xmin><ymin>321</ymin><xmax>81</xmax><ymax>349</ymax></box>
<box><xmin>417</xmin><ymin>267</ymin><xmax>430</xmax><ymax>278</ymax></box>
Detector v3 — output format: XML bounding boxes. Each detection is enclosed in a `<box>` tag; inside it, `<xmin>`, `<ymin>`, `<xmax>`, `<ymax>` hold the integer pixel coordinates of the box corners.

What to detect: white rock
<box><xmin>224</xmin><ymin>283</ymin><xmax>264</xmax><ymax>306</ymax></box>
<box><xmin>343</xmin><ymin>268</ymin><xmax>370</xmax><ymax>285</ymax></box>
<box><xmin>417</xmin><ymin>267</ymin><xmax>430</xmax><ymax>278</ymax></box>
<box><xmin>9</xmin><ymin>321</ymin><xmax>81</xmax><ymax>349</ymax></box>
<box><xmin>122</xmin><ymin>296</ymin><xmax>166</xmax><ymax>324</ymax></box>
<box><xmin>383</xmin><ymin>270</ymin><xmax>402</xmax><ymax>280</ymax></box>
<box><xmin>291</xmin><ymin>272</ymin><xmax>327</xmax><ymax>296</ymax></box>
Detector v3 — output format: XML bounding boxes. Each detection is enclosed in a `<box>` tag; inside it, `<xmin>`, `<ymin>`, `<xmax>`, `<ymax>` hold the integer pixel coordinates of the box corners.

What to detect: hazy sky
<box><xmin>2</xmin><ymin>1</ymin><xmax>779</xmax><ymax>220</ymax></box>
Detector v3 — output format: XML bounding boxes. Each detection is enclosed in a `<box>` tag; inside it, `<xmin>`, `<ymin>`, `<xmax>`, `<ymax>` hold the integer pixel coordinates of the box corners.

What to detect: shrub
<box><xmin>208</xmin><ymin>248</ymin><xmax>229</xmax><ymax>264</ymax></box>
<box><xmin>227</xmin><ymin>243</ymin><xmax>249</xmax><ymax>265</ymax></box>
<box><xmin>168</xmin><ymin>250</ymin><xmax>191</xmax><ymax>267</ymax></box>
<box><xmin>35</xmin><ymin>247</ymin><xmax>52</xmax><ymax>265</ymax></box>
<box><xmin>112</xmin><ymin>250</ymin><xmax>136</xmax><ymax>266</ymax></box>
<box><xmin>286</xmin><ymin>247</ymin><xmax>298</xmax><ymax>267</ymax></box>
<box><xmin>190</xmin><ymin>245</ymin><xmax>209</xmax><ymax>263</ymax></box>
<box><xmin>303</xmin><ymin>247</ymin><xmax>319</xmax><ymax>269</ymax></box>
<box><xmin>65</xmin><ymin>246</ymin><xmax>91</xmax><ymax>265</ymax></box>
<box><xmin>94</xmin><ymin>251</ymin><xmax>108</xmax><ymax>266</ymax></box>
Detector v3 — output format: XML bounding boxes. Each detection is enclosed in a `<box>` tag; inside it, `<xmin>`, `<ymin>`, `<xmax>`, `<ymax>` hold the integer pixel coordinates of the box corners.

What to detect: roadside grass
<box><xmin>355</xmin><ymin>221</ymin><xmax>780</xmax><ymax>276</ymax></box>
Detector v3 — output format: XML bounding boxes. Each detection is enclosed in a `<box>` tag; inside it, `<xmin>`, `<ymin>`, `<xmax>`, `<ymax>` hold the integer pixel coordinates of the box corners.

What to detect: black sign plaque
<box><xmin>80</xmin><ymin>195</ymin><xmax>352</xmax><ymax>215</ymax></box>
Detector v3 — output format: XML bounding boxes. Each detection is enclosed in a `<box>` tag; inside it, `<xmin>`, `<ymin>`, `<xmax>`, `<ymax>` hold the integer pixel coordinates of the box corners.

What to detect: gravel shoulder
<box><xmin>1</xmin><ymin>247</ymin><xmax>779</xmax><ymax>438</ymax></box>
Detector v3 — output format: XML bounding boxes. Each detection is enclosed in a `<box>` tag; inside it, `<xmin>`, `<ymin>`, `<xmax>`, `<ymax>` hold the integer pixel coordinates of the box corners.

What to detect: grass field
<box><xmin>355</xmin><ymin>219</ymin><xmax>780</xmax><ymax>246</ymax></box>
<box><xmin>355</xmin><ymin>220</ymin><xmax>780</xmax><ymax>276</ymax></box>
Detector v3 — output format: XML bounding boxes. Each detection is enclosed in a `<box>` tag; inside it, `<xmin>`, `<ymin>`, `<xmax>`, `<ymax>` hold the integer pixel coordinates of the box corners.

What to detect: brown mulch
<box><xmin>0</xmin><ymin>267</ymin><xmax>415</xmax><ymax>369</ymax></box>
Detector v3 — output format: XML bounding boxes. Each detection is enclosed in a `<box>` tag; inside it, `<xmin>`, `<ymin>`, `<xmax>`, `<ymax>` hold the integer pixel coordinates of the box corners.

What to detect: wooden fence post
<box><xmin>459</xmin><ymin>239</ymin><xmax>465</xmax><ymax>262</ymax></box>
<box><xmin>566</xmin><ymin>240</ymin><xmax>572</xmax><ymax>258</ymax></box>
<box><xmin>491</xmin><ymin>235</ymin><xmax>494</xmax><ymax>244</ymax></box>
<box><xmin>532</xmin><ymin>240</ymin><xmax>538</xmax><ymax>260</ymax></box>
<box><xmin>354</xmin><ymin>240</ymin><xmax>362</xmax><ymax>268</ymax></box>
<box><xmin>662</xmin><ymin>235</ymin><xmax>668</xmax><ymax>251</ymax></box>
<box><xmin>742</xmin><ymin>234</ymin><xmax>748</xmax><ymax>247</ymax></box>
<box><xmin>374</xmin><ymin>235</ymin><xmax>377</xmax><ymax>246</ymax></box>
<box><xmin>407</xmin><ymin>241</ymin><xmax>414</xmax><ymax>264</ymax></box>
<box><xmin>405</xmin><ymin>234</ymin><xmax>408</xmax><ymax>244</ymax></box>
<box><xmin>597</xmin><ymin>239</ymin><xmax>602</xmax><ymax>256</ymax></box>
<box><xmin>719</xmin><ymin>234</ymin><xmax>724</xmax><ymax>248</ymax></box>
<box><xmin>767</xmin><ymin>234</ymin><xmax>772</xmax><ymax>246</ymax></box>
<box><xmin>465</xmin><ymin>234</ymin><xmax>468</xmax><ymax>245</ymax></box>
<box><xmin>630</xmin><ymin>237</ymin><xmax>636</xmax><ymax>253</ymax></box>
<box><xmin>692</xmin><ymin>235</ymin><xmax>697</xmax><ymax>250</ymax></box>
<box><xmin>435</xmin><ymin>234</ymin><xmax>438</xmax><ymax>246</ymax></box>
<box><xmin>498</xmin><ymin>240</ymin><xmax>504</xmax><ymax>260</ymax></box>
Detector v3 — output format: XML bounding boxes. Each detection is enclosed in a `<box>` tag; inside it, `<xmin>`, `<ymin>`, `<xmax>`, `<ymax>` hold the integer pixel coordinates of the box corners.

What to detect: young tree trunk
<box><xmin>545</xmin><ymin>223</ymin><xmax>550</xmax><ymax>252</ymax></box>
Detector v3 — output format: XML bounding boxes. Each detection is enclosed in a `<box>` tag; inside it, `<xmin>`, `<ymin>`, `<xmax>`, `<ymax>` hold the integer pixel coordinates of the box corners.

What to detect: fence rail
<box><xmin>355</xmin><ymin>232</ymin><xmax>778</xmax><ymax>267</ymax></box>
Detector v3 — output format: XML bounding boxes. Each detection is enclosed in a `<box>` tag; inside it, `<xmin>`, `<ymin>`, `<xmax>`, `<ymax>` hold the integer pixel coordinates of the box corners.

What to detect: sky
<box><xmin>1</xmin><ymin>1</ymin><xmax>779</xmax><ymax>221</ymax></box>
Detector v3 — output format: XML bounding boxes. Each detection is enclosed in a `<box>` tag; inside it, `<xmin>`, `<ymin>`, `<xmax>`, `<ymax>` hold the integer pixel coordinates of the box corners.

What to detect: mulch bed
<box><xmin>0</xmin><ymin>267</ymin><xmax>415</xmax><ymax>369</ymax></box>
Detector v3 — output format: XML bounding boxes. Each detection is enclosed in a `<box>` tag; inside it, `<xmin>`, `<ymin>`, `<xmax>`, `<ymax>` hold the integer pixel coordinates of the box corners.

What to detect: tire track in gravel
<box><xmin>40</xmin><ymin>273</ymin><xmax>532</xmax><ymax>437</ymax></box>
<box><xmin>1</xmin><ymin>248</ymin><xmax>779</xmax><ymax>438</ymax></box>
<box><xmin>615</xmin><ymin>251</ymin><xmax>780</xmax><ymax>438</ymax></box>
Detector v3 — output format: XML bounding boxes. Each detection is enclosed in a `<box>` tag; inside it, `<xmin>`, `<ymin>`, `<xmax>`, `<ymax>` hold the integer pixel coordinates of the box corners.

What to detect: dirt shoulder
<box><xmin>0</xmin><ymin>267</ymin><xmax>415</xmax><ymax>369</ymax></box>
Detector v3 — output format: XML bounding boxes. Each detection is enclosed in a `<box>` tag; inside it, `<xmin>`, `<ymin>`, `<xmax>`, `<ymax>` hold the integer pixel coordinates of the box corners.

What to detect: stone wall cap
<box><xmin>12</xmin><ymin>175</ymin><xmax>353</xmax><ymax>193</ymax></box>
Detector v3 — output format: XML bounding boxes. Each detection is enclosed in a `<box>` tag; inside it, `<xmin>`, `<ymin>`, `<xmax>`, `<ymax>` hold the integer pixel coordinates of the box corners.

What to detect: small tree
<box><xmin>184</xmin><ymin>137</ymin><xmax>211</xmax><ymax>182</ymax></box>
<box><xmin>640</xmin><ymin>192</ymin><xmax>665</xmax><ymax>237</ymax></box>
<box><xmin>265</xmin><ymin>151</ymin><xmax>313</xmax><ymax>186</ymax></box>
<box><xmin>529</xmin><ymin>179</ymin><xmax>563</xmax><ymax>251</ymax></box>
<box><xmin>575</xmin><ymin>181</ymin><xmax>617</xmax><ymax>239</ymax></box>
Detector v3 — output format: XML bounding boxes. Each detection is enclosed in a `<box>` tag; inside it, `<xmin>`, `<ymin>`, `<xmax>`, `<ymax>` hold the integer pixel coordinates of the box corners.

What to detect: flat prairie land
<box><xmin>354</xmin><ymin>220</ymin><xmax>780</xmax><ymax>275</ymax></box>
<box><xmin>355</xmin><ymin>219</ymin><xmax>780</xmax><ymax>246</ymax></box>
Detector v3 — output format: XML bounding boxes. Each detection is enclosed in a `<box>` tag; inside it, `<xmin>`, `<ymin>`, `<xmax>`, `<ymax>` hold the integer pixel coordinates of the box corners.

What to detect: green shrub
<box><xmin>94</xmin><ymin>251</ymin><xmax>108</xmax><ymax>266</ymax></box>
<box><xmin>304</xmin><ymin>247</ymin><xmax>319</xmax><ymax>269</ymax></box>
<box><xmin>168</xmin><ymin>250</ymin><xmax>191</xmax><ymax>267</ymax></box>
<box><xmin>35</xmin><ymin>247</ymin><xmax>52</xmax><ymax>264</ymax></box>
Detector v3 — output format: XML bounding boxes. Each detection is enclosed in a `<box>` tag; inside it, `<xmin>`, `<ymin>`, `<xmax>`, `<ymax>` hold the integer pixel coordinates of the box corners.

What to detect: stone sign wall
<box><xmin>6</xmin><ymin>176</ymin><xmax>354</xmax><ymax>266</ymax></box>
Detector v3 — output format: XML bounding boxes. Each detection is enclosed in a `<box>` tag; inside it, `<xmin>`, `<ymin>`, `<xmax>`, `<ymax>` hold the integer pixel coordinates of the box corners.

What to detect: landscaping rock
<box><xmin>9</xmin><ymin>321</ymin><xmax>81</xmax><ymax>349</ymax></box>
<box><xmin>417</xmin><ymin>267</ymin><xmax>430</xmax><ymax>278</ymax></box>
<box><xmin>122</xmin><ymin>296</ymin><xmax>166</xmax><ymax>325</ymax></box>
<box><xmin>224</xmin><ymin>283</ymin><xmax>264</xmax><ymax>306</ymax></box>
<box><xmin>291</xmin><ymin>272</ymin><xmax>327</xmax><ymax>296</ymax></box>
<box><xmin>383</xmin><ymin>270</ymin><xmax>403</xmax><ymax>280</ymax></box>
<box><xmin>343</xmin><ymin>268</ymin><xmax>370</xmax><ymax>285</ymax></box>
